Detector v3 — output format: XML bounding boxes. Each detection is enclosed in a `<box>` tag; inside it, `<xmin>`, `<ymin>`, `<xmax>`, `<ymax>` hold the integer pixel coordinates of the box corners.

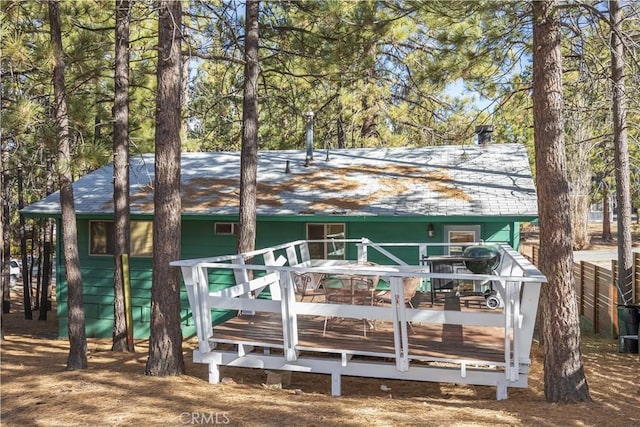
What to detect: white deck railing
<box><xmin>171</xmin><ymin>238</ymin><xmax>546</xmax><ymax>399</ymax></box>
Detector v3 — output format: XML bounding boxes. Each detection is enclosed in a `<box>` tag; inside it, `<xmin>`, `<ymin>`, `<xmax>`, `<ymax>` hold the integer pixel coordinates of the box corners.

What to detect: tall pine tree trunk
<box><xmin>609</xmin><ymin>0</ymin><xmax>634</xmax><ymax>304</ymax></box>
<box><xmin>532</xmin><ymin>0</ymin><xmax>590</xmax><ymax>402</ymax></box>
<box><xmin>48</xmin><ymin>0</ymin><xmax>87</xmax><ymax>370</ymax></box>
<box><xmin>181</xmin><ymin>26</ymin><xmax>190</xmax><ymax>143</ymax></box>
<box><xmin>112</xmin><ymin>0</ymin><xmax>132</xmax><ymax>352</ymax></box>
<box><xmin>566</xmin><ymin>120</ymin><xmax>592</xmax><ymax>250</ymax></box>
<box><xmin>39</xmin><ymin>154</ymin><xmax>55</xmax><ymax>321</ymax></box>
<box><xmin>18</xmin><ymin>166</ymin><xmax>32</xmax><ymax>319</ymax></box>
<box><xmin>237</xmin><ymin>0</ymin><xmax>259</xmax><ymax>256</ymax></box>
<box><xmin>39</xmin><ymin>219</ymin><xmax>53</xmax><ymax>318</ymax></box>
<box><xmin>1</xmin><ymin>147</ymin><xmax>10</xmax><ymax>315</ymax></box>
<box><xmin>602</xmin><ymin>185</ymin><xmax>612</xmax><ymax>241</ymax></box>
<box><xmin>360</xmin><ymin>41</ymin><xmax>379</xmax><ymax>145</ymax></box>
<box><xmin>145</xmin><ymin>0</ymin><xmax>184</xmax><ymax>376</ymax></box>
<box><xmin>337</xmin><ymin>109</ymin><xmax>345</xmax><ymax>149</ymax></box>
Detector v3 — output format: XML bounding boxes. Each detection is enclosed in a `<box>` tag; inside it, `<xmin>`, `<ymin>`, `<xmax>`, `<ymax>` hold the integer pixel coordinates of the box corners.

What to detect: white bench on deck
<box><xmin>171</xmin><ymin>238</ymin><xmax>546</xmax><ymax>400</ymax></box>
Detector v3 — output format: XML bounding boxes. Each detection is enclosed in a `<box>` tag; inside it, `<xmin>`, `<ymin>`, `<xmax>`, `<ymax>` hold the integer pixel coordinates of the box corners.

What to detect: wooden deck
<box><xmin>211</xmin><ymin>294</ymin><xmax>507</xmax><ymax>365</ymax></box>
<box><xmin>173</xmin><ymin>238</ymin><xmax>546</xmax><ymax>399</ymax></box>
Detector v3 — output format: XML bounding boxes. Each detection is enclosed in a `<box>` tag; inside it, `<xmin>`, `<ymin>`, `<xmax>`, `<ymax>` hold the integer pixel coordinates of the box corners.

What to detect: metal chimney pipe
<box><xmin>305</xmin><ymin>111</ymin><xmax>314</xmax><ymax>163</ymax></box>
<box><xmin>475</xmin><ymin>125</ymin><xmax>493</xmax><ymax>145</ymax></box>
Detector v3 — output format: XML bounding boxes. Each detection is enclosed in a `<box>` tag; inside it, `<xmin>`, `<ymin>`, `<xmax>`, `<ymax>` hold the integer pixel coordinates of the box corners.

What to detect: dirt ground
<box><xmin>2</xmin><ymin>223</ymin><xmax>639</xmax><ymax>426</ymax></box>
<box><xmin>519</xmin><ymin>220</ymin><xmax>640</xmax><ymax>253</ymax></box>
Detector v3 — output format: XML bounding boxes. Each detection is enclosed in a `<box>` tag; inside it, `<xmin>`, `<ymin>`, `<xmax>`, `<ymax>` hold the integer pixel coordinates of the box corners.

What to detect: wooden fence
<box><xmin>526</xmin><ymin>246</ymin><xmax>639</xmax><ymax>339</ymax></box>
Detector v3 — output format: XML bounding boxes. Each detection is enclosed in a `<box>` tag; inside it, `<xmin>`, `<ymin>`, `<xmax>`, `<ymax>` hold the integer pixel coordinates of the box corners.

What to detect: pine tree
<box><xmin>145</xmin><ymin>0</ymin><xmax>184</xmax><ymax>376</ymax></box>
<box><xmin>532</xmin><ymin>0</ymin><xmax>590</xmax><ymax>402</ymax></box>
<box><xmin>112</xmin><ymin>0</ymin><xmax>133</xmax><ymax>352</ymax></box>
<box><xmin>237</xmin><ymin>0</ymin><xmax>260</xmax><ymax>256</ymax></box>
<box><xmin>48</xmin><ymin>0</ymin><xmax>88</xmax><ymax>370</ymax></box>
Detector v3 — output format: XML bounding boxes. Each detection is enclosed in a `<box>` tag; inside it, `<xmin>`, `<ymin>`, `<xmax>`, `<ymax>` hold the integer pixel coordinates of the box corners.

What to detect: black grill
<box><xmin>462</xmin><ymin>245</ymin><xmax>501</xmax><ymax>274</ymax></box>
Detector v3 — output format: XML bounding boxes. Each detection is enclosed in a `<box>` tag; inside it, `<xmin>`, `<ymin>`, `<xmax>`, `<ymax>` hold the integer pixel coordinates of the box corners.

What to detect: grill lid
<box><xmin>463</xmin><ymin>245</ymin><xmax>501</xmax><ymax>274</ymax></box>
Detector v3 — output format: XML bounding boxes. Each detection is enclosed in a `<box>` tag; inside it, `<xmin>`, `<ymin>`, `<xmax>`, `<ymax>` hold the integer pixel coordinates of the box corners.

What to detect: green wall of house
<box><xmin>54</xmin><ymin>216</ymin><xmax>525</xmax><ymax>339</ymax></box>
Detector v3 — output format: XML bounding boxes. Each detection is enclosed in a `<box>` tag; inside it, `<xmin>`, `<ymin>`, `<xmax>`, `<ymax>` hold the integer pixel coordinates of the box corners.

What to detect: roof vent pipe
<box><xmin>305</xmin><ymin>111</ymin><xmax>314</xmax><ymax>164</ymax></box>
<box><xmin>475</xmin><ymin>125</ymin><xmax>493</xmax><ymax>145</ymax></box>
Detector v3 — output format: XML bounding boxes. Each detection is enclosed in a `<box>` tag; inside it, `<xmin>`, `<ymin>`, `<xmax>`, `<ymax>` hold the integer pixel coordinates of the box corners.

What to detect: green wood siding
<box><xmin>484</xmin><ymin>222</ymin><xmax>520</xmax><ymax>250</ymax></box>
<box><xmin>56</xmin><ymin>219</ymin><xmax>236</xmax><ymax>339</ymax></box>
<box><xmin>55</xmin><ymin>217</ymin><xmax>525</xmax><ymax>339</ymax></box>
<box><xmin>256</xmin><ymin>220</ymin><xmax>306</xmax><ymax>248</ymax></box>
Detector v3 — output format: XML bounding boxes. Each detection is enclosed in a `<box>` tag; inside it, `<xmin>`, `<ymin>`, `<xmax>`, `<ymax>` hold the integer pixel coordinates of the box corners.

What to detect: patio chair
<box><xmin>374</xmin><ymin>276</ymin><xmax>421</xmax><ymax>334</ymax></box>
<box><xmin>356</xmin><ymin>261</ymin><xmax>380</xmax><ymax>291</ymax></box>
<box><xmin>322</xmin><ymin>275</ymin><xmax>375</xmax><ymax>337</ymax></box>
<box><xmin>292</xmin><ymin>271</ymin><xmax>325</xmax><ymax>302</ymax></box>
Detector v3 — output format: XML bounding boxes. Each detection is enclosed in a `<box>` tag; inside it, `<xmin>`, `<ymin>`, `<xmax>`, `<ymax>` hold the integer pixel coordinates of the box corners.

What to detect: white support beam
<box><xmin>331</xmin><ymin>371</ymin><xmax>341</xmax><ymax>396</ymax></box>
<box><xmin>510</xmin><ymin>281</ymin><xmax>521</xmax><ymax>382</ymax></box>
<box><xmin>389</xmin><ymin>276</ymin><xmax>409</xmax><ymax>372</ymax></box>
<box><xmin>208</xmin><ymin>363</ymin><xmax>220</xmax><ymax>384</ymax></box>
<box><xmin>357</xmin><ymin>238</ymin><xmax>368</xmax><ymax>262</ymax></box>
<box><xmin>285</xmin><ymin>244</ymin><xmax>298</xmax><ymax>266</ymax></box>
<box><xmin>341</xmin><ymin>353</ymin><xmax>353</xmax><ymax>367</ymax></box>
<box><xmin>238</xmin><ymin>344</ymin><xmax>254</xmax><ymax>357</ymax></box>
<box><xmin>193</xmin><ymin>264</ymin><xmax>213</xmax><ymax>353</ymax></box>
<box><xmin>281</xmin><ymin>271</ymin><xmax>299</xmax><ymax>361</ymax></box>
<box><xmin>299</xmin><ymin>242</ymin><xmax>311</xmax><ymax>263</ymax></box>
<box><xmin>496</xmin><ymin>377</ymin><xmax>508</xmax><ymax>400</ymax></box>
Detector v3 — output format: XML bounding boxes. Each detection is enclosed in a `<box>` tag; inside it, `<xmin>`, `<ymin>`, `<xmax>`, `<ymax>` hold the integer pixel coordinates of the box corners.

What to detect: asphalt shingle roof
<box><xmin>22</xmin><ymin>143</ymin><xmax>538</xmax><ymax>218</ymax></box>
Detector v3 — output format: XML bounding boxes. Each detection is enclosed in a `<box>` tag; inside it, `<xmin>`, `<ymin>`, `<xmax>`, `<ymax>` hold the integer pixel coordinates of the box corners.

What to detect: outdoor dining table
<box><xmin>308</xmin><ymin>260</ymin><xmax>405</xmax><ymax>293</ymax></box>
<box><xmin>310</xmin><ymin>260</ymin><xmax>384</xmax><ymax>298</ymax></box>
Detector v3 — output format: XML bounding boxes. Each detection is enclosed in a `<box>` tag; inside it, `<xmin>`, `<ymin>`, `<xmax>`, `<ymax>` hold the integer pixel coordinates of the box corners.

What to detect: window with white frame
<box><xmin>89</xmin><ymin>220</ymin><xmax>153</xmax><ymax>257</ymax></box>
<box><xmin>306</xmin><ymin>223</ymin><xmax>345</xmax><ymax>260</ymax></box>
<box><xmin>215</xmin><ymin>222</ymin><xmax>239</xmax><ymax>235</ymax></box>
<box><xmin>444</xmin><ymin>225</ymin><xmax>481</xmax><ymax>255</ymax></box>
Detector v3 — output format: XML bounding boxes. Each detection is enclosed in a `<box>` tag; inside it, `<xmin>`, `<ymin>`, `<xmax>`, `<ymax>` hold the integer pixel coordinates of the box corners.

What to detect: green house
<box><xmin>22</xmin><ymin>143</ymin><xmax>538</xmax><ymax>338</ymax></box>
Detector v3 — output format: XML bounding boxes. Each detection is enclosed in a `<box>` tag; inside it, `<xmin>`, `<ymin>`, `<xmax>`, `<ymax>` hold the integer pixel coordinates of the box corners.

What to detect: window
<box><xmin>215</xmin><ymin>222</ymin><xmax>239</xmax><ymax>235</ymax></box>
<box><xmin>306</xmin><ymin>223</ymin><xmax>345</xmax><ymax>259</ymax></box>
<box><xmin>90</xmin><ymin>221</ymin><xmax>113</xmax><ymax>255</ymax></box>
<box><xmin>89</xmin><ymin>220</ymin><xmax>153</xmax><ymax>257</ymax></box>
<box><xmin>444</xmin><ymin>225</ymin><xmax>481</xmax><ymax>255</ymax></box>
<box><xmin>131</xmin><ymin>221</ymin><xmax>153</xmax><ymax>256</ymax></box>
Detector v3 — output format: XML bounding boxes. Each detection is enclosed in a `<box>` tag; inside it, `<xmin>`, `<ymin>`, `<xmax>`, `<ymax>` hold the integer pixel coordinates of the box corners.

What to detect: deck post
<box><xmin>517</xmin><ymin>281</ymin><xmax>541</xmax><ymax>359</ymax></box>
<box><xmin>357</xmin><ymin>238</ymin><xmax>368</xmax><ymax>262</ymax></box>
<box><xmin>503</xmin><ymin>280</ymin><xmax>511</xmax><ymax>380</ymax></box>
<box><xmin>331</xmin><ymin>372</ymin><xmax>342</xmax><ymax>396</ymax></box>
<box><xmin>193</xmin><ymin>264</ymin><xmax>213</xmax><ymax>353</ymax></box>
<box><xmin>418</xmin><ymin>244</ymin><xmax>427</xmax><ymax>263</ymax></box>
<box><xmin>510</xmin><ymin>281</ymin><xmax>521</xmax><ymax>382</ymax></box>
<box><xmin>503</xmin><ymin>281</ymin><xmax>515</xmax><ymax>381</ymax></box>
<box><xmin>281</xmin><ymin>271</ymin><xmax>299</xmax><ymax>361</ymax></box>
<box><xmin>496</xmin><ymin>378</ymin><xmax>508</xmax><ymax>400</ymax></box>
<box><xmin>208</xmin><ymin>363</ymin><xmax>220</xmax><ymax>384</ymax></box>
<box><xmin>389</xmin><ymin>276</ymin><xmax>410</xmax><ymax>371</ymax></box>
